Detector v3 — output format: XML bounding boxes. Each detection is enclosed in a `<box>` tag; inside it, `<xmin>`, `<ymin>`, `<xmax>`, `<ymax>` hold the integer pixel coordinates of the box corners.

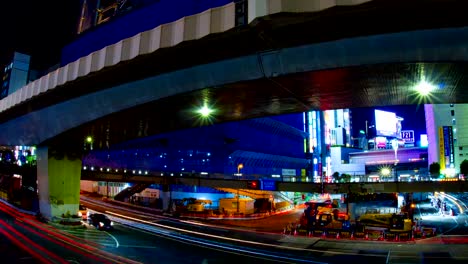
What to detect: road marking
<box><xmin>116</xmin><ymin>244</ymin><xmax>159</xmax><ymax>249</ymax></box>
<box><xmin>62</xmin><ymin>227</ymin><xmax>118</xmax><ymax>247</ymax></box>
<box><xmin>105</xmin><ymin>231</ymin><xmax>119</xmax><ymax>248</ymax></box>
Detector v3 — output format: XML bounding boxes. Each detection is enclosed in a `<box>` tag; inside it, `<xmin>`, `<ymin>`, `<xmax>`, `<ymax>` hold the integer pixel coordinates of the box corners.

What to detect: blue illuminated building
<box><xmin>1</xmin><ymin>52</ymin><xmax>30</xmax><ymax>100</ymax></box>
<box><xmin>83</xmin><ymin>114</ymin><xmax>309</xmax><ymax>179</ymax></box>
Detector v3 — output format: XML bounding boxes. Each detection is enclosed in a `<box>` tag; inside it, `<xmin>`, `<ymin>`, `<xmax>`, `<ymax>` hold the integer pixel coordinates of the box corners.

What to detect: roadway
<box><xmin>0</xmin><ymin>200</ymin><xmax>138</xmax><ymax>264</ymax></box>
<box><xmin>78</xmin><ymin>196</ymin><xmax>468</xmax><ymax>263</ymax></box>
<box><xmin>2</xmin><ymin>193</ymin><xmax>468</xmax><ymax>263</ymax></box>
<box><xmin>1</xmin><ymin>197</ymin><xmax>313</xmax><ymax>263</ymax></box>
<box><xmin>72</xmin><ymin>223</ymin><xmax>280</xmax><ymax>264</ymax></box>
<box><xmin>0</xmin><ymin>229</ymin><xmax>38</xmax><ymax>263</ymax></box>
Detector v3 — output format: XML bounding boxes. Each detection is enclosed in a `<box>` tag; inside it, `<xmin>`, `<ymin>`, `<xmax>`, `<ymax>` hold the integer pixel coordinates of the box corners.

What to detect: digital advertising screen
<box><xmin>375</xmin><ymin>110</ymin><xmax>399</xmax><ymax>138</ymax></box>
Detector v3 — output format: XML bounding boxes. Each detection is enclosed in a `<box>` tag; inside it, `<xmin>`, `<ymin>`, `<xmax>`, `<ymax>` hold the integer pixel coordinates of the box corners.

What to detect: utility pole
<box><xmin>237</xmin><ymin>189</ymin><xmax>240</xmax><ymax>213</ymax></box>
<box><xmin>365</xmin><ymin>120</ymin><xmax>368</xmax><ymax>138</ymax></box>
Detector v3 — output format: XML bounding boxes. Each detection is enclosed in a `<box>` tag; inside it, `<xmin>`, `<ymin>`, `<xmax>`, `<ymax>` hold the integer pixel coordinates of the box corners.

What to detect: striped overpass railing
<box><xmin>0</xmin><ymin>0</ymin><xmax>373</xmax><ymax>114</ymax></box>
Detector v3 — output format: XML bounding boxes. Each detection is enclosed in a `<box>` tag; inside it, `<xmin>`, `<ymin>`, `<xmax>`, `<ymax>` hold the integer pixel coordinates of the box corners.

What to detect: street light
<box><xmin>391</xmin><ymin>139</ymin><xmax>399</xmax><ymax>181</ymax></box>
<box><xmin>197</xmin><ymin>105</ymin><xmax>214</xmax><ymax>117</ymax></box>
<box><xmin>194</xmin><ymin>103</ymin><xmax>216</xmax><ymax>126</ymax></box>
<box><xmin>237</xmin><ymin>163</ymin><xmax>244</xmax><ymax>174</ymax></box>
<box><xmin>85</xmin><ymin>136</ymin><xmax>94</xmax><ymax>150</ymax></box>
<box><xmin>414</xmin><ymin>79</ymin><xmax>437</xmax><ymax>96</ymax></box>
<box><xmin>380</xmin><ymin>167</ymin><xmax>391</xmax><ymax>177</ymax></box>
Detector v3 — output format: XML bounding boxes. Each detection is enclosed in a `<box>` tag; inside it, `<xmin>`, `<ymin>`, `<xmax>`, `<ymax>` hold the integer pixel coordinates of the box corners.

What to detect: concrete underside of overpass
<box><xmin>1</xmin><ymin>0</ymin><xmax>468</xmax><ymax>148</ymax></box>
<box><xmin>2</xmin><ymin>0</ymin><xmax>468</xmax><ymax>219</ymax></box>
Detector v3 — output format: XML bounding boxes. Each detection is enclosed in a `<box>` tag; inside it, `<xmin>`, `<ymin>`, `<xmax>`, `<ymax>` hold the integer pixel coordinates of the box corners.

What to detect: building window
<box><xmin>452</xmin><ymin>119</ymin><xmax>456</xmax><ymax>125</ymax></box>
<box><xmin>451</xmin><ymin>110</ymin><xmax>455</xmax><ymax>116</ymax></box>
<box><xmin>460</xmin><ymin>147</ymin><xmax>463</xmax><ymax>150</ymax></box>
<box><xmin>450</xmin><ymin>104</ymin><xmax>454</xmax><ymax>107</ymax></box>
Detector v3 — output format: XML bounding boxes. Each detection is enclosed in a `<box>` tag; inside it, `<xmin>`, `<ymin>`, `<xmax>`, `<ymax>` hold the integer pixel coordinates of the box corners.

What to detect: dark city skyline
<box><xmin>0</xmin><ymin>0</ymin><xmax>80</xmax><ymax>70</ymax></box>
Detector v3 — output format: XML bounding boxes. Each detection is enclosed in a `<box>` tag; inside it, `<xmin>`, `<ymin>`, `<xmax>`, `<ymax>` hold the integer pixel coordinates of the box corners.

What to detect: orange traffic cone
<box><xmin>294</xmin><ymin>229</ymin><xmax>297</xmax><ymax>236</ymax></box>
<box><xmin>350</xmin><ymin>232</ymin><xmax>355</xmax><ymax>240</ymax></box>
<box><xmin>394</xmin><ymin>234</ymin><xmax>399</xmax><ymax>242</ymax></box>
<box><xmin>321</xmin><ymin>231</ymin><xmax>327</xmax><ymax>238</ymax></box>
<box><xmin>378</xmin><ymin>232</ymin><xmax>384</xmax><ymax>241</ymax></box>
<box><xmin>365</xmin><ymin>233</ymin><xmax>369</xmax><ymax>240</ymax></box>
<box><xmin>336</xmin><ymin>232</ymin><xmax>340</xmax><ymax>239</ymax></box>
<box><xmin>308</xmin><ymin>231</ymin><xmax>312</xmax><ymax>237</ymax></box>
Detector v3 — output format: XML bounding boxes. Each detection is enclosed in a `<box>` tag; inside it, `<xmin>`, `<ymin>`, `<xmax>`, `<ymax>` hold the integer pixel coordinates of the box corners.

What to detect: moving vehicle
<box><xmin>77</xmin><ymin>204</ymin><xmax>88</xmax><ymax>220</ymax></box>
<box><xmin>88</xmin><ymin>213</ymin><xmax>113</xmax><ymax>230</ymax></box>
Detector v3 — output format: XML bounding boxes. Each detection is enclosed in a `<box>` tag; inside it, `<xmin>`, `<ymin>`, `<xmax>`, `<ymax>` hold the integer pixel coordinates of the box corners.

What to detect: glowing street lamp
<box><xmin>414</xmin><ymin>79</ymin><xmax>437</xmax><ymax>96</ymax></box>
<box><xmin>197</xmin><ymin>105</ymin><xmax>214</xmax><ymax>117</ymax></box>
<box><xmin>237</xmin><ymin>163</ymin><xmax>244</xmax><ymax>174</ymax></box>
<box><xmin>85</xmin><ymin>136</ymin><xmax>94</xmax><ymax>150</ymax></box>
<box><xmin>380</xmin><ymin>167</ymin><xmax>391</xmax><ymax>177</ymax></box>
<box><xmin>194</xmin><ymin>103</ymin><xmax>216</xmax><ymax>126</ymax></box>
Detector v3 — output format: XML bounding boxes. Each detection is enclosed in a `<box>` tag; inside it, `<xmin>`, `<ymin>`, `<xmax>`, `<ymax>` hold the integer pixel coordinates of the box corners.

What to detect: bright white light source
<box><xmin>381</xmin><ymin>167</ymin><xmax>391</xmax><ymax>176</ymax></box>
<box><xmin>197</xmin><ymin>105</ymin><xmax>214</xmax><ymax>117</ymax></box>
<box><xmin>414</xmin><ymin>80</ymin><xmax>437</xmax><ymax>96</ymax></box>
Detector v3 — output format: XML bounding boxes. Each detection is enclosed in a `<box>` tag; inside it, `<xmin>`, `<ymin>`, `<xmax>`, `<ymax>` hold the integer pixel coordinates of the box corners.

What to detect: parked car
<box><xmin>88</xmin><ymin>213</ymin><xmax>113</xmax><ymax>230</ymax></box>
<box><xmin>77</xmin><ymin>204</ymin><xmax>88</xmax><ymax>220</ymax></box>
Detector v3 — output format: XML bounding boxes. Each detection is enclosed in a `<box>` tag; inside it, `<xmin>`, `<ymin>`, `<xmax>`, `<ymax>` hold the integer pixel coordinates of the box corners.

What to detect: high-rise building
<box><xmin>424</xmin><ymin>104</ymin><xmax>468</xmax><ymax>177</ymax></box>
<box><xmin>1</xmin><ymin>52</ymin><xmax>30</xmax><ymax>99</ymax></box>
<box><xmin>83</xmin><ymin>116</ymin><xmax>309</xmax><ymax>180</ymax></box>
<box><xmin>304</xmin><ymin>109</ymin><xmax>352</xmax><ymax>182</ymax></box>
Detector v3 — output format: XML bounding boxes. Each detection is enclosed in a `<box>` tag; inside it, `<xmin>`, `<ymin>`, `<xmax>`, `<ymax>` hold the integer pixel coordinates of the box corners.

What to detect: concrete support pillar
<box><xmin>248</xmin><ymin>0</ymin><xmax>268</xmax><ymax>23</ymax></box>
<box><xmin>161</xmin><ymin>184</ymin><xmax>171</xmax><ymax>212</ymax></box>
<box><xmin>37</xmin><ymin>146</ymin><xmax>82</xmax><ymax>220</ymax></box>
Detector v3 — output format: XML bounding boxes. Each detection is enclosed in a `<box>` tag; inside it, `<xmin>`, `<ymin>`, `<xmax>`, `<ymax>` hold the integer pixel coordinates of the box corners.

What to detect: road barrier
<box><xmin>286</xmin><ymin>227</ymin><xmax>428</xmax><ymax>243</ymax></box>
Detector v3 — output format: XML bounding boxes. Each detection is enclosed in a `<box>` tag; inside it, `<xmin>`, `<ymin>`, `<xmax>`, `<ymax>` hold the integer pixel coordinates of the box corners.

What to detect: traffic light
<box><xmin>247</xmin><ymin>180</ymin><xmax>259</xmax><ymax>189</ymax></box>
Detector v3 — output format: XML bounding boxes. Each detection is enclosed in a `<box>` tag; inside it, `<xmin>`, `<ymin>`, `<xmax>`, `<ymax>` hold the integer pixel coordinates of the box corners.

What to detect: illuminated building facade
<box><xmin>83</xmin><ymin>115</ymin><xmax>309</xmax><ymax>180</ymax></box>
<box><xmin>304</xmin><ymin>109</ymin><xmax>352</xmax><ymax>182</ymax></box>
<box><xmin>425</xmin><ymin>104</ymin><xmax>468</xmax><ymax>177</ymax></box>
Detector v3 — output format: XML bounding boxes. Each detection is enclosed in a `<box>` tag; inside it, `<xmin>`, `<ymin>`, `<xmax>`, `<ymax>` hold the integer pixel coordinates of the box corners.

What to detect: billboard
<box><xmin>401</xmin><ymin>130</ymin><xmax>414</xmax><ymax>143</ymax></box>
<box><xmin>443</xmin><ymin>126</ymin><xmax>455</xmax><ymax>167</ymax></box>
<box><xmin>375</xmin><ymin>110</ymin><xmax>401</xmax><ymax>138</ymax></box>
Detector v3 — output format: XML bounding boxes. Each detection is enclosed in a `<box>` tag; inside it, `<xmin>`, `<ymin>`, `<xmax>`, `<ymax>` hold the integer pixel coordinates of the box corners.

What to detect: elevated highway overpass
<box><xmin>79</xmin><ymin>169</ymin><xmax>468</xmax><ymax>194</ymax></box>
<box><xmin>1</xmin><ymin>0</ymin><xmax>468</xmax><ymax>147</ymax></box>
<box><xmin>1</xmin><ymin>0</ymin><xmax>468</xmax><ymax>218</ymax></box>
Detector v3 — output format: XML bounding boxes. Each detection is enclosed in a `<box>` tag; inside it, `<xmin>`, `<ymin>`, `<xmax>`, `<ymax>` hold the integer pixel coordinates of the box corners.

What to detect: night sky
<box><xmin>0</xmin><ymin>0</ymin><xmax>81</xmax><ymax>71</ymax></box>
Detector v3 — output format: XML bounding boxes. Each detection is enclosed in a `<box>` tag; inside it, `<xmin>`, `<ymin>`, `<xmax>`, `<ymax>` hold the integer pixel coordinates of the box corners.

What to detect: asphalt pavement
<box><xmin>81</xmin><ymin>195</ymin><xmax>468</xmax><ymax>263</ymax></box>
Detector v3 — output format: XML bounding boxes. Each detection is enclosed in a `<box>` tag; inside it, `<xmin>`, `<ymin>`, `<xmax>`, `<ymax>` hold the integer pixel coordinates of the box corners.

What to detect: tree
<box><xmin>429</xmin><ymin>162</ymin><xmax>441</xmax><ymax>178</ymax></box>
<box><xmin>332</xmin><ymin>172</ymin><xmax>340</xmax><ymax>183</ymax></box>
<box><xmin>460</xmin><ymin>159</ymin><xmax>468</xmax><ymax>176</ymax></box>
<box><xmin>341</xmin><ymin>173</ymin><xmax>352</xmax><ymax>183</ymax></box>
